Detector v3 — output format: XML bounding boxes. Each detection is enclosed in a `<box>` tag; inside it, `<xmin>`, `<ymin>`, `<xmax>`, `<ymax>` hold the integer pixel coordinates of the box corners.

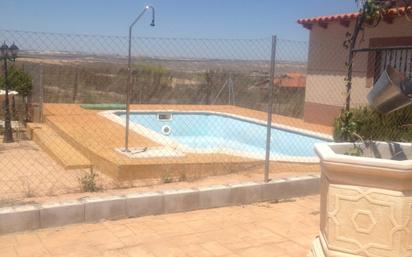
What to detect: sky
<box><xmin>1</xmin><ymin>0</ymin><xmax>358</xmax><ymax>41</ymax></box>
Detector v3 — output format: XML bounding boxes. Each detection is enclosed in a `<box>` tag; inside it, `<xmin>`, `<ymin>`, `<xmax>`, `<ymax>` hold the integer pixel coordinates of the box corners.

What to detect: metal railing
<box><xmin>354</xmin><ymin>46</ymin><xmax>412</xmax><ymax>82</ymax></box>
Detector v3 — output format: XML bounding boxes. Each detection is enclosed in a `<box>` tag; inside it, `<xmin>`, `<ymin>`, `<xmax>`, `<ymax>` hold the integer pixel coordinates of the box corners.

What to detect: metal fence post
<box><xmin>264</xmin><ymin>35</ymin><xmax>277</xmax><ymax>182</ymax></box>
<box><xmin>39</xmin><ymin>64</ymin><xmax>44</xmax><ymax>123</ymax></box>
<box><xmin>72</xmin><ymin>66</ymin><xmax>79</xmax><ymax>103</ymax></box>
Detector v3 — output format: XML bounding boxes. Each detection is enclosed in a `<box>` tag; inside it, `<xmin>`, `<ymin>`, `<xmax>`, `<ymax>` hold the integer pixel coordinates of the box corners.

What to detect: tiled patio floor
<box><xmin>0</xmin><ymin>195</ymin><xmax>320</xmax><ymax>257</ymax></box>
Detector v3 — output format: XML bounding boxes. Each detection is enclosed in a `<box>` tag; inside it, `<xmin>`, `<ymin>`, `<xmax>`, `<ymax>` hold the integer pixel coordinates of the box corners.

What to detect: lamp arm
<box><xmin>130</xmin><ymin>8</ymin><xmax>149</xmax><ymax>30</ymax></box>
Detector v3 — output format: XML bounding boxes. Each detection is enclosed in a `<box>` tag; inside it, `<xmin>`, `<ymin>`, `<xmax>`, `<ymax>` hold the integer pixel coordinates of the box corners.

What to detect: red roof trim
<box><xmin>297</xmin><ymin>12</ymin><xmax>359</xmax><ymax>26</ymax></box>
<box><xmin>297</xmin><ymin>7</ymin><xmax>411</xmax><ymax>28</ymax></box>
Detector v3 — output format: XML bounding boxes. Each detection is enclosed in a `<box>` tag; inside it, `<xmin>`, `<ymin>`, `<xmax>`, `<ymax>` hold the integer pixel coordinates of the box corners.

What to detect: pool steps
<box><xmin>26</xmin><ymin>123</ymin><xmax>92</xmax><ymax>170</ymax></box>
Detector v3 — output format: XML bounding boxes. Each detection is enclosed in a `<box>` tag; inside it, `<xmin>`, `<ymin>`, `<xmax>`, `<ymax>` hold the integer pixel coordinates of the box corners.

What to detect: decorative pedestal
<box><xmin>310</xmin><ymin>142</ymin><xmax>412</xmax><ymax>257</ymax></box>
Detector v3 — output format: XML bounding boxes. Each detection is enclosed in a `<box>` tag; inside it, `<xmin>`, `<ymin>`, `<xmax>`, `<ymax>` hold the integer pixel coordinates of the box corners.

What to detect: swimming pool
<box><xmin>105</xmin><ymin>111</ymin><xmax>330</xmax><ymax>162</ymax></box>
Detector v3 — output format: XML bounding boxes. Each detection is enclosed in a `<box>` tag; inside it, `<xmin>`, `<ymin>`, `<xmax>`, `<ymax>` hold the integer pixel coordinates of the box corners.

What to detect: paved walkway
<box><xmin>0</xmin><ymin>195</ymin><xmax>319</xmax><ymax>257</ymax></box>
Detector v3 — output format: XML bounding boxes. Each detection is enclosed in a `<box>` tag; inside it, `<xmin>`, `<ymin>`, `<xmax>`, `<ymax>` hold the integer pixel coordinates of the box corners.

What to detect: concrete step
<box><xmin>26</xmin><ymin>122</ymin><xmax>43</xmax><ymax>140</ymax></box>
<box><xmin>29</xmin><ymin>123</ymin><xmax>92</xmax><ymax>170</ymax></box>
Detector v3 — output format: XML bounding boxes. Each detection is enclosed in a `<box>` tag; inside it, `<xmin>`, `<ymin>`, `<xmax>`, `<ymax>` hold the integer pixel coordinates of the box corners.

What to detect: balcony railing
<box><xmin>354</xmin><ymin>46</ymin><xmax>412</xmax><ymax>83</ymax></box>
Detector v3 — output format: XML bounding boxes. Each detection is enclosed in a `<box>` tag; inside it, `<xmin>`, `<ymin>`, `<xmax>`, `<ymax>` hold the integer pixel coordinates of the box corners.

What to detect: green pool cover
<box><xmin>80</xmin><ymin>103</ymin><xmax>126</xmax><ymax>110</ymax></box>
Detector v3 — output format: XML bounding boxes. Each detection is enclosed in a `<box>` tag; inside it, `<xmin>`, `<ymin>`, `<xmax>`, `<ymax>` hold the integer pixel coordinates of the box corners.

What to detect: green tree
<box><xmin>0</xmin><ymin>66</ymin><xmax>33</xmax><ymax>122</ymax></box>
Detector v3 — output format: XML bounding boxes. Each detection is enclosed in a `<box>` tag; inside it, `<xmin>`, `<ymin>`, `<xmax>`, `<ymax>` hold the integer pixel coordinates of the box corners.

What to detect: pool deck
<box><xmin>38</xmin><ymin>104</ymin><xmax>332</xmax><ymax>180</ymax></box>
<box><xmin>0</xmin><ymin>195</ymin><xmax>320</xmax><ymax>257</ymax></box>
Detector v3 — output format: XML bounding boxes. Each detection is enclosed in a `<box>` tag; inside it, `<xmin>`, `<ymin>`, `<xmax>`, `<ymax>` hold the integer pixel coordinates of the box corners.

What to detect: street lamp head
<box><xmin>147</xmin><ymin>5</ymin><xmax>155</xmax><ymax>27</ymax></box>
<box><xmin>0</xmin><ymin>42</ymin><xmax>8</xmax><ymax>59</ymax></box>
<box><xmin>9</xmin><ymin>43</ymin><xmax>18</xmax><ymax>61</ymax></box>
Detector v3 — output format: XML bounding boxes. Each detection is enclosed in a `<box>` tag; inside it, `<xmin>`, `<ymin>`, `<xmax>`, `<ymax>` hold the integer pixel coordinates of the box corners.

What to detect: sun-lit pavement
<box><xmin>0</xmin><ymin>195</ymin><xmax>319</xmax><ymax>257</ymax></box>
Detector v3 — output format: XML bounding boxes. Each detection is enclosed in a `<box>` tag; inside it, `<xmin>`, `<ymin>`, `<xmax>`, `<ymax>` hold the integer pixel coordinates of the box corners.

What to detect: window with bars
<box><xmin>373</xmin><ymin>48</ymin><xmax>412</xmax><ymax>83</ymax></box>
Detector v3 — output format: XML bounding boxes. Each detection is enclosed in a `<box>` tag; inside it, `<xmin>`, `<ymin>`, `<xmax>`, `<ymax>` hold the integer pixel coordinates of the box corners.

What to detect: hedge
<box><xmin>333</xmin><ymin>106</ymin><xmax>412</xmax><ymax>142</ymax></box>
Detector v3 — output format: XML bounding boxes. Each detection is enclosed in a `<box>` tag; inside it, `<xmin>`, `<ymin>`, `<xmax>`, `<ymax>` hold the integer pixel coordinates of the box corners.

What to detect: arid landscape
<box><xmin>17</xmin><ymin>51</ymin><xmax>307</xmax><ymax>119</ymax></box>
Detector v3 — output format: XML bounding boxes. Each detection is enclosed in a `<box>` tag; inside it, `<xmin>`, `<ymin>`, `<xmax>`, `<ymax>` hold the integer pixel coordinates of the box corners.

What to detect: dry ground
<box><xmin>0</xmin><ymin>139</ymin><xmax>319</xmax><ymax>206</ymax></box>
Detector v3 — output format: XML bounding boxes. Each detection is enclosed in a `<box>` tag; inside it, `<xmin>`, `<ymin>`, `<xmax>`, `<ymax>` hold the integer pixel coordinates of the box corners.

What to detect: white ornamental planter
<box><xmin>310</xmin><ymin>142</ymin><xmax>412</xmax><ymax>257</ymax></box>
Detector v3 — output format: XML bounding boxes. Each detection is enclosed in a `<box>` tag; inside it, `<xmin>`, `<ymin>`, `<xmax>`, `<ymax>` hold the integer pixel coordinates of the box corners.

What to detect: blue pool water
<box><xmin>116</xmin><ymin>112</ymin><xmax>328</xmax><ymax>158</ymax></box>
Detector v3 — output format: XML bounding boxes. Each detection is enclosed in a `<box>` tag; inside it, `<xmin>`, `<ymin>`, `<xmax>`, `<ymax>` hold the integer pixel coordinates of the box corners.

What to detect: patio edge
<box><xmin>0</xmin><ymin>175</ymin><xmax>320</xmax><ymax>234</ymax></box>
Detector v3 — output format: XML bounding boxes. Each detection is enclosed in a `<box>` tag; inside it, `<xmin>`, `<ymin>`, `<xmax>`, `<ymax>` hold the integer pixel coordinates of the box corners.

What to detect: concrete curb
<box><xmin>0</xmin><ymin>175</ymin><xmax>320</xmax><ymax>234</ymax></box>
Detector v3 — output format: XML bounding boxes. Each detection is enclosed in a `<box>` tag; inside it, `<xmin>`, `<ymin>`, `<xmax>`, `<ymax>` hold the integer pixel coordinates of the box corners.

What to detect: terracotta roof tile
<box><xmin>297</xmin><ymin>12</ymin><xmax>359</xmax><ymax>25</ymax></box>
<box><xmin>297</xmin><ymin>7</ymin><xmax>411</xmax><ymax>28</ymax></box>
<box><xmin>274</xmin><ymin>73</ymin><xmax>306</xmax><ymax>88</ymax></box>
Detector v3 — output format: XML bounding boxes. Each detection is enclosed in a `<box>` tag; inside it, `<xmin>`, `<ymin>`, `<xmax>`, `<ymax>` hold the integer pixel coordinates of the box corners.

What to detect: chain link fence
<box><xmin>0</xmin><ymin>29</ymin><xmax>339</xmax><ymax>204</ymax></box>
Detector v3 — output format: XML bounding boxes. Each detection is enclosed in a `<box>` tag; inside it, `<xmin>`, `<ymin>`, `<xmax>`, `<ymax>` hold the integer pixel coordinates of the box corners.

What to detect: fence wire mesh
<box><xmin>0</xmin><ymin>29</ymin><xmax>342</xmax><ymax>204</ymax></box>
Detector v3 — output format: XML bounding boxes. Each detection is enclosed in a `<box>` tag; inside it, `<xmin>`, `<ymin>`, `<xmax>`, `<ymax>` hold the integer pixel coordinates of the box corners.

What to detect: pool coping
<box><xmin>100</xmin><ymin>109</ymin><xmax>332</xmax><ymax>163</ymax></box>
<box><xmin>0</xmin><ymin>174</ymin><xmax>320</xmax><ymax>234</ymax></box>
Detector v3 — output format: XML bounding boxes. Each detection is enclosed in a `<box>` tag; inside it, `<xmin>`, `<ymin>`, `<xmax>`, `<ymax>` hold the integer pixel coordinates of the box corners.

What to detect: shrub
<box><xmin>161</xmin><ymin>175</ymin><xmax>173</xmax><ymax>184</ymax></box>
<box><xmin>333</xmin><ymin>106</ymin><xmax>412</xmax><ymax>142</ymax></box>
<box><xmin>79</xmin><ymin>170</ymin><xmax>100</xmax><ymax>192</ymax></box>
<box><xmin>0</xmin><ymin>66</ymin><xmax>33</xmax><ymax>122</ymax></box>
<box><xmin>0</xmin><ymin>66</ymin><xmax>33</xmax><ymax>97</ymax></box>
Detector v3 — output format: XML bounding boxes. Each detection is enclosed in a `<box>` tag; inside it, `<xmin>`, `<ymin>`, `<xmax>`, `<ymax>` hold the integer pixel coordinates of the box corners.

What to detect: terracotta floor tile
<box><xmin>48</xmin><ymin>243</ymin><xmax>101</xmax><ymax>257</ymax></box>
<box><xmin>84</xmin><ymin>229</ymin><xmax>122</xmax><ymax>246</ymax></box>
<box><xmin>94</xmin><ymin>240</ymin><xmax>125</xmax><ymax>252</ymax></box>
<box><xmin>166</xmin><ymin>234</ymin><xmax>207</xmax><ymax>247</ymax></box>
<box><xmin>136</xmin><ymin>232</ymin><xmax>164</xmax><ymax>243</ymax></box>
<box><xmin>0</xmin><ymin>246</ymin><xmax>18</xmax><ymax>257</ymax></box>
<box><xmin>102</xmin><ymin>249</ymin><xmax>129</xmax><ymax>257</ymax></box>
<box><xmin>38</xmin><ymin>229</ymin><xmax>87</xmax><ymax>250</ymax></box>
<box><xmin>123</xmin><ymin>245</ymin><xmax>157</xmax><ymax>257</ymax></box>
<box><xmin>237</xmin><ymin>243</ymin><xmax>287</xmax><ymax>257</ymax></box>
<box><xmin>126</xmin><ymin>222</ymin><xmax>156</xmax><ymax>235</ymax></box>
<box><xmin>289</xmin><ymin>235</ymin><xmax>316</xmax><ymax>248</ymax></box>
<box><xmin>144</xmin><ymin>242</ymin><xmax>189</xmax><ymax>257</ymax></box>
<box><xmin>200</xmin><ymin>241</ymin><xmax>235</xmax><ymax>256</ymax></box>
<box><xmin>0</xmin><ymin>196</ymin><xmax>320</xmax><ymax>257</ymax></box>
<box><xmin>275</xmin><ymin>241</ymin><xmax>308</xmax><ymax>257</ymax></box>
<box><xmin>14</xmin><ymin>233</ymin><xmax>41</xmax><ymax>246</ymax></box>
<box><xmin>196</xmin><ymin>230</ymin><xmax>244</xmax><ymax>244</ymax></box>
<box><xmin>224</xmin><ymin>241</ymin><xmax>256</xmax><ymax>251</ymax></box>
<box><xmin>153</xmin><ymin>223</ymin><xmax>195</xmax><ymax>238</ymax></box>
<box><xmin>15</xmin><ymin>244</ymin><xmax>50</xmax><ymax>257</ymax></box>
<box><xmin>81</xmin><ymin>222</ymin><xmax>107</xmax><ymax>232</ymax></box>
<box><xmin>103</xmin><ymin>222</ymin><xmax>135</xmax><ymax>238</ymax></box>
<box><xmin>185</xmin><ymin>219</ymin><xmax>220</xmax><ymax>233</ymax></box>
<box><xmin>0</xmin><ymin>235</ymin><xmax>16</xmax><ymax>250</ymax></box>
<box><xmin>183</xmin><ymin>245</ymin><xmax>215</xmax><ymax>257</ymax></box>
<box><xmin>117</xmin><ymin>235</ymin><xmax>145</xmax><ymax>247</ymax></box>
